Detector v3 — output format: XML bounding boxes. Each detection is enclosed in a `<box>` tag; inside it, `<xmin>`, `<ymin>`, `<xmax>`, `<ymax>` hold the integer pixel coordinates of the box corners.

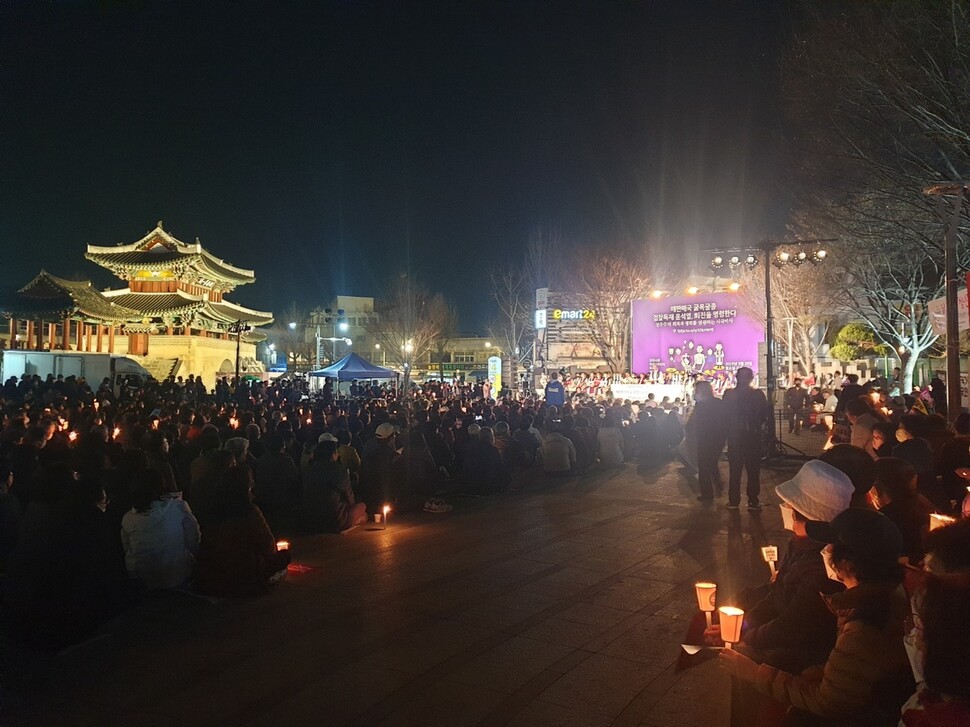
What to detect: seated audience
<box><xmin>195</xmin><ymin>466</ymin><xmax>289</xmax><ymax>597</ymax></box>
<box><xmin>121</xmin><ymin>469</ymin><xmax>201</xmax><ymax>590</ymax></box>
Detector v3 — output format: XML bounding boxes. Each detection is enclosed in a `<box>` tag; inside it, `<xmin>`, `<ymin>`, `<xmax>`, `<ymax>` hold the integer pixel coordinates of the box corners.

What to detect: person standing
<box><xmin>544</xmin><ymin>372</ymin><xmax>566</xmax><ymax>408</ymax></box>
<box><xmin>690</xmin><ymin>380</ymin><xmax>727</xmax><ymax>502</ymax></box>
<box><xmin>784</xmin><ymin>378</ymin><xmax>810</xmax><ymax>435</ymax></box>
<box><xmin>723</xmin><ymin>367</ymin><xmax>771</xmax><ymax>510</ymax></box>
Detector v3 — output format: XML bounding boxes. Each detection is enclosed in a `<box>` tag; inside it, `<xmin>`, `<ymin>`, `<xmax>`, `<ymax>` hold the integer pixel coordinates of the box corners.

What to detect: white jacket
<box><xmin>121</xmin><ymin>497</ymin><xmax>201</xmax><ymax>590</ymax></box>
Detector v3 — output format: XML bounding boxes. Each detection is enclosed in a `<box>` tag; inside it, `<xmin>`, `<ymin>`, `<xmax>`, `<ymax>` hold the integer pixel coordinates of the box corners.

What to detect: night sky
<box><xmin>1</xmin><ymin>0</ymin><xmax>789</xmax><ymax>328</ymax></box>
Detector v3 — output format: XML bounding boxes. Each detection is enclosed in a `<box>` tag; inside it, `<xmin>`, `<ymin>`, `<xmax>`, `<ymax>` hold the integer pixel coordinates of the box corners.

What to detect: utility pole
<box><xmin>923</xmin><ymin>182</ymin><xmax>969</xmax><ymax>423</ymax></box>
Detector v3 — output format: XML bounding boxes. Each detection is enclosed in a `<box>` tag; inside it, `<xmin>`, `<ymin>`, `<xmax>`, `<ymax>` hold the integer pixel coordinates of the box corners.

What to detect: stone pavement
<box><xmin>4</xmin><ymin>457</ymin><xmax>797</xmax><ymax>726</ymax></box>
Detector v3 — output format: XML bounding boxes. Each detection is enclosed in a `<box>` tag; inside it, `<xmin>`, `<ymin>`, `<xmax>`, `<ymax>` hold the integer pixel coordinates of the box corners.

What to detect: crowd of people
<box><xmin>0</xmin><ymin>369</ymin><xmax>689</xmax><ymax>651</ymax></box>
<box><xmin>3</xmin><ymin>363</ymin><xmax>969</xmax><ymax>726</ymax></box>
<box><xmin>680</xmin><ymin>368</ymin><xmax>970</xmax><ymax>725</ymax></box>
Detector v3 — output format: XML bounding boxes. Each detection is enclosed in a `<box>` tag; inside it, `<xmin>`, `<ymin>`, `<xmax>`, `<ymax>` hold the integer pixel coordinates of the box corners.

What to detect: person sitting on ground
<box><xmin>870</xmin><ymin>421</ymin><xmax>897</xmax><ymax>459</ymax></box>
<box><xmin>358</xmin><ymin>422</ymin><xmax>397</xmax><ymax>513</ymax></box>
<box><xmin>391</xmin><ymin>431</ymin><xmax>450</xmax><ymax>512</ymax></box>
<box><xmin>336</xmin><ymin>430</ymin><xmax>362</xmax><ymax>484</ymax></box>
<box><xmin>120</xmin><ymin>469</ymin><xmax>201</xmax><ymax>590</ymax></box>
<box><xmin>461</xmin><ymin>426</ymin><xmax>509</xmax><ymax>494</ymax></box>
<box><xmin>597</xmin><ymin>411</ymin><xmax>624</xmax><ymax>468</ymax></box>
<box><xmin>300</xmin><ymin>441</ymin><xmax>367</xmax><ymax>532</ymax></box>
<box><xmin>720</xmin><ymin>508</ymin><xmax>913</xmax><ymax>725</ymax></box>
<box><xmin>845</xmin><ymin>398</ymin><xmax>880</xmax><ymax>458</ymax></box>
<box><xmin>492</xmin><ymin>420</ymin><xmax>526</xmax><ymax>473</ymax></box>
<box><xmin>893</xmin><ymin>414</ymin><xmax>948</xmax><ymax>510</ymax></box>
<box><xmin>707</xmin><ymin>460</ymin><xmax>854</xmax><ymax>673</ymax></box>
<box><xmin>869</xmin><ymin>458</ymin><xmax>935</xmax><ymax>566</ymax></box>
<box><xmin>818</xmin><ymin>443</ymin><xmax>876</xmax><ymax>509</ymax></box>
<box><xmin>561</xmin><ymin>414</ymin><xmax>592</xmax><ymax>473</ymax></box>
<box><xmin>252</xmin><ymin>433</ymin><xmax>300</xmax><ymax>532</ymax></box>
<box><xmin>194</xmin><ymin>466</ymin><xmax>290</xmax><ymax>597</ymax></box>
<box><xmin>512</xmin><ymin>414</ymin><xmax>541</xmax><ymax>466</ymax></box>
<box><xmin>541</xmin><ymin>422</ymin><xmax>576</xmax><ymax>476</ymax></box>
<box><xmin>899</xmin><ymin>518</ymin><xmax>970</xmax><ymax>725</ymax></box>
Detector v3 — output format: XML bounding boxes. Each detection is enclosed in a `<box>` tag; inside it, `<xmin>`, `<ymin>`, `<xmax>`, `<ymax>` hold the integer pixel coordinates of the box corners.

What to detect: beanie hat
<box><xmin>775</xmin><ymin>460</ymin><xmax>853</xmax><ymax>523</ymax></box>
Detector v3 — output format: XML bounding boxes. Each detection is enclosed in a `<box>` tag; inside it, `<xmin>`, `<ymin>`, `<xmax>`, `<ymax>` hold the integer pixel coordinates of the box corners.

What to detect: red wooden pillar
<box><xmin>61</xmin><ymin>316</ymin><xmax>70</xmax><ymax>350</ymax></box>
<box><xmin>107</xmin><ymin>324</ymin><xmax>115</xmax><ymax>354</ymax></box>
<box><xmin>47</xmin><ymin>323</ymin><xmax>55</xmax><ymax>350</ymax></box>
<box><xmin>84</xmin><ymin>325</ymin><xmax>92</xmax><ymax>352</ymax></box>
<box><xmin>36</xmin><ymin>319</ymin><xmax>44</xmax><ymax>350</ymax></box>
<box><xmin>25</xmin><ymin>321</ymin><xmax>33</xmax><ymax>350</ymax></box>
<box><xmin>8</xmin><ymin>318</ymin><xmax>16</xmax><ymax>350</ymax></box>
<box><xmin>75</xmin><ymin>320</ymin><xmax>83</xmax><ymax>351</ymax></box>
<box><xmin>96</xmin><ymin>324</ymin><xmax>103</xmax><ymax>352</ymax></box>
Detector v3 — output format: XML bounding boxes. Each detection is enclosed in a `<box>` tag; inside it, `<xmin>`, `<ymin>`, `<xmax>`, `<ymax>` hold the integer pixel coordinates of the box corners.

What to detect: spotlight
<box><xmin>651</xmin><ymin>290</ymin><xmax>664</xmax><ymax>299</ymax></box>
<box><xmin>744</xmin><ymin>254</ymin><xmax>758</xmax><ymax>269</ymax></box>
<box><xmin>710</xmin><ymin>256</ymin><xmax>724</xmax><ymax>273</ymax></box>
<box><xmin>728</xmin><ymin>282</ymin><xmax>741</xmax><ymax>292</ymax></box>
<box><xmin>687</xmin><ymin>286</ymin><xmax>699</xmax><ymax>295</ymax></box>
<box><xmin>729</xmin><ymin>255</ymin><xmax>741</xmax><ymax>268</ymax></box>
<box><xmin>812</xmin><ymin>249</ymin><xmax>828</xmax><ymax>264</ymax></box>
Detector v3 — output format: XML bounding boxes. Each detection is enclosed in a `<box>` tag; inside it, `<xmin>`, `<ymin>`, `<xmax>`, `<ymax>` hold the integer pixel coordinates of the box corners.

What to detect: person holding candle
<box><xmin>706</xmin><ymin>460</ymin><xmax>854</xmax><ymax>672</ymax></box>
<box><xmin>195</xmin><ymin>466</ymin><xmax>290</xmax><ymax>597</ymax></box>
<box><xmin>720</xmin><ymin>508</ymin><xmax>913</xmax><ymax>726</ymax></box>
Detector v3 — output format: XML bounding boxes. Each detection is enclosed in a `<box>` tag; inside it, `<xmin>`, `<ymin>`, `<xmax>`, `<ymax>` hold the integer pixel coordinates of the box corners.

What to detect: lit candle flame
<box><xmin>68</xmin><ymin>431</ymin><xmax>78</xmax><ymax>442</ymax></box>
<box><xmin>112</xmin><ymin>427</ymin><xmax>121</xmax><ymax>439</ymax></box>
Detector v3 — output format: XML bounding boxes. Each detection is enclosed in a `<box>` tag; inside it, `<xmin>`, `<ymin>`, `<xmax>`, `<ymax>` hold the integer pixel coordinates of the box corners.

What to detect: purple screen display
<box><xmin>631</xmin><ymin>294</ymin><xmax>763</xmax><ymax>378</ymax></box>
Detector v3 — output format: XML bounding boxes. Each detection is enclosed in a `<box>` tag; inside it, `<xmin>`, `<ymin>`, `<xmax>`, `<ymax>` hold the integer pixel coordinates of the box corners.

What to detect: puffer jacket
<box><xmin>752</xmin><ymin>581</ymin><xmax>913</xmax><ymax>725</ymax></box>
<box><xmin>120</xmin><ymin>497</ymin><xmax>200</xmax><ymax>590</ymax></box>
<box><xmin>741</xmin><ymin>536</ymin><xmax>843</xmax><ymax>673</ymax></box>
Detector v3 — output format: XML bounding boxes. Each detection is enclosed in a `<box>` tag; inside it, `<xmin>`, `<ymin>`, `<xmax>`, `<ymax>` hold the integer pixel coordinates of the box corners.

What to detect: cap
<box><xmin>775</xmin><ymin>460</ymin><xmax>854</xmax><ymax>523</ymax></box>
<box><xmin>375</xmin><ymin>422</ymin><xmax>396</xmax><ymax>439</ymax></box>
<box><xmin>805</xmin><ymin>508</ymin><xmax>903</xmax><ymax>563</ymax></box>
<box><xmin>317</xmin><ymin>432</ymin><xmax>338</xmax><ymax>443</ymax></box>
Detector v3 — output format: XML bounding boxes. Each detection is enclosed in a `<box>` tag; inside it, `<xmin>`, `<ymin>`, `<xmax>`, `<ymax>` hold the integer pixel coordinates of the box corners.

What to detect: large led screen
<box><xmin>631</xmin><ymin>294</ymin><xmax>762</xmax><ymax>379</ymax></box>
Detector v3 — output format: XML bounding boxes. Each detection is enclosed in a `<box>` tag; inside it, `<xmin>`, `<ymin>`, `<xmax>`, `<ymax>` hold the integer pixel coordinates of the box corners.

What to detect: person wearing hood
<box><xmin>721</xmin><ymin>508</ymin><xmax>913</xmax><ymax>726</ymax></box>
<box><xmin>121</xmin><ymin>469</ymin><xmax>200</xmax><ymax>590</ymax></box>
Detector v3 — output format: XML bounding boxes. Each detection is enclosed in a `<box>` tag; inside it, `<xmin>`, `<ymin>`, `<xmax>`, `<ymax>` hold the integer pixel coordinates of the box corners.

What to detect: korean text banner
<box><xmin>631</xmin><ymin>294</ymin><xmax>762</xmax><ymax>378</ymax></box>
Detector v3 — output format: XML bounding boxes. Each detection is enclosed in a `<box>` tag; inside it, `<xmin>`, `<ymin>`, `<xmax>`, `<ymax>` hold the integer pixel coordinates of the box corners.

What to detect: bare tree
<box><xmin>365</xmin><ymin>274</ymin><xmax>449</xmax><ymax>390</ymax></box>
<box><xmin>734</xmin><ymin>260</ymin><xmax>839</xmax><ymax>377</ymax></box>
<box><xmin>432</xmin><ymin>302</ymin><xmax>460</xmax><ymax>382</ymax></box>
<box><xmin>487</xmin><ymin>266</ymin><xmax>533</xmax><ymax>390</ymax></box>
<box><xmin>784</xmin><ymin>1</ymin><xmax>970</xmax><ymax>390</ymax></box>
<box><xmin>565</xmin><ymin>250</ymin><xmax>652</xmax><ymax>372</ymax></box>
<box><xmin>264</xmin><ymin>302</ymin><xmax>314</xmax><ymax>371</ymax></box>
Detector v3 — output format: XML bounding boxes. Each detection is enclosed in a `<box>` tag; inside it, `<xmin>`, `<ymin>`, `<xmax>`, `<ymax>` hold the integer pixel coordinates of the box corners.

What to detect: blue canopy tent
<box><xmin>308</xmin><ymin>352</ymin><xmax>396</xmax><ymax>381</ymax></box>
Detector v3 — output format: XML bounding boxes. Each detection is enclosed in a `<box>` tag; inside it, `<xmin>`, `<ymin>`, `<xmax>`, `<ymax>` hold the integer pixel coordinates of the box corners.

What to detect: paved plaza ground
<box><xmin>4</xmin><ymin>457</ymin><xmax>797</xmax><ymax>726</ymax></box>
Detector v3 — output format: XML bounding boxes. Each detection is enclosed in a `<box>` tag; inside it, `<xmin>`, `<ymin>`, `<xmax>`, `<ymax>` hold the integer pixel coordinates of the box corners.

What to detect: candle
<box><xmin>68</xmin><ymin>431</ymin><xmax>78</xmax><ymax>443</ymax></box>
<box><xmin>374</xmin><ymin>513</ymin><xmax>382</xmax><ymax>524</ymax></box>
<box><xmin>929</xmin><ymin>513</ymin><xmax>956</xmax><ymax>531</ymax></box>
<box><xmin>112</xmin><ymin>426</ymin><xmax>121</xmax><ymax>440</ymax></box>
<box><xmin>695</xmin><ymin>582</ymin><xmax>717</xmax><ymax>627</ymax></box>
<box><xmin>276</xmin><ymin>540</ymin><xmax>290</xmax><ymax>551</ymax></box>
<box><xmin>718</xmin><ymin>606</ymin><xmax>744</xmax><ymax>649</ymax></box>
<box><xmin>382</xmin><ymin>505</ymin><xmax>390</xmax><ymax>530</ymax></box>
<box><xmin>780</xmin><ymin>503</ymin><xmax>795</xmax><ymax>531</ymax></box>
<box><xmin>761</xmin><ymin>546</ymin><xmax>779</xmax><ymax>575</ymax></box>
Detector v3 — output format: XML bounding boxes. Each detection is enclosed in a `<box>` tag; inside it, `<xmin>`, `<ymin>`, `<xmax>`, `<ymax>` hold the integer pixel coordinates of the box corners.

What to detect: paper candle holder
<box><xmin>695</xmin><ymin>582</ymin><xmax>717</xmax><ymax>612</ymax></box>
<box><xmin>718</xmin><ymin>606</ymin><xmax>744</xmax><ymax>647</ymax></box>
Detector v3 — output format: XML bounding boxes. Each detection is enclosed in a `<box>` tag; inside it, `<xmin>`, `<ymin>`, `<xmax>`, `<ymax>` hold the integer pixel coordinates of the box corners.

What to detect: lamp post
<box><xmin>708</xmin><ymin>239</ymin><xmax>833</xmax><ymax>400</ymax></box>
<box><xmin>923</xmin><ymin>182</ymin><xmax>969</xmax><ymax>423</ymax></box>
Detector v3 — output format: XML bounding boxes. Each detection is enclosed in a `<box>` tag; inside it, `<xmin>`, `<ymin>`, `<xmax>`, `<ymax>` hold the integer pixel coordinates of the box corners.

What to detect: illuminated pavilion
<box><xmin>0</xmin><ymin>222</ymin><xmax>273</xmax><ymax>384</ymax></box>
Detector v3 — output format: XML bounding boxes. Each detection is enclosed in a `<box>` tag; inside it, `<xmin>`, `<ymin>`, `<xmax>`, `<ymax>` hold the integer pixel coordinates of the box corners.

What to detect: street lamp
<box><xmin>708</xmin><ymin>238</ymin><xmax>834</xmax><ymax>398</ymax></box>
<box><xmin>338</xmin><ymin>321</ymin><xmax>349</xmax><ymax>333</ymax></box>
<box><xmin>288</xmin><ymin>322</ymin><xmax>297</xmax><ymax>330</ymax></box>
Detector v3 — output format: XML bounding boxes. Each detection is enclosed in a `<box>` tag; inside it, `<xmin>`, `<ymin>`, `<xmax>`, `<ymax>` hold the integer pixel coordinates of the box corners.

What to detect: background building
<box><xmin>0</xmin><ymin>222</ymin><xmax>273</xmax><ymax>386</ymax></box>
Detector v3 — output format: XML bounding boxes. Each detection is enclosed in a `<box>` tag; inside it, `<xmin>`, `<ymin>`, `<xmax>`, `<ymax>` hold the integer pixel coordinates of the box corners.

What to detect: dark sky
<box><xmin>1</xmin><ymin>0</ymin><xmax>790</xmax><ymax>329</ymax></box>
